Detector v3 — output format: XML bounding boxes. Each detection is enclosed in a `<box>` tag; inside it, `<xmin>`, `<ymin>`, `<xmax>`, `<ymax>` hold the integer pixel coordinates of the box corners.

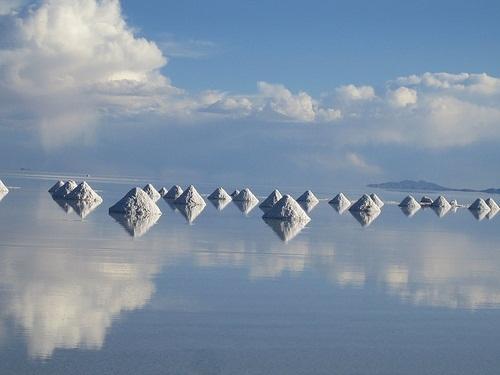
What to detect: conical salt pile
<box><xmin>208</xmin><ymin>187</ymin><xmax>232</xmax><ymax>201</ymax></box>
<box><xmin>349</xmin><ymin>194</ymin><xmax>381</xmax><ymax>213</ymax></box>
<box><xmin>0</xmin><ymin>180</ymin><xmax>8</xmax><ymax>193</ymax></box>
<box><xmin>329</xmin><ymin>193</ymin><xmax>350</xmax><ymax>206</ymax></box>
<box><xmin>48</xmin><ymin>180</ymin><xmax>64</xmax><ymax>193</ymax></box>
<box><xmin>52</xmin><ymin>180</ymin><xmax>78</xmax><ymax>199</ymax></box>
<box><xmin>109</xmin><ymin>187</ymin><xmax>162</xmax><ymax>217</ymax></box>
<box><xmin>174</xmin><ymin>185</ymin><xmax>205</xmax><ymax>206</ymax></box>
<box><xmin>297</xmin><ymin>190</ymin><xmax>319</xmax><ymax>204</ymax></box>
<box><xmin>485</xmin><ymin>198</ymin><xmax>499</xmax><ymax>211</ymax></box>
<box><xmin>230</xmin><ymin>190</ymin><xmax>240</xmax><ymax>197</ymax></box>
<box><xmin>260</xmin><ymin>189</ymin><xmax>282</xmax><ymax>208</ymax></box>
<box><xmin>164</xmin><ymin>185</ymin><xmax>183</xmax><ymax>200</ymax></box>
<box><xmin>369</xmin><ymin>193</ymin><xmax>384</xmax><ymax>208</ymax></box>
<box><xmin>399</xmin><ymin>195</ymin><xmax>421</xmax><ymax>209</ymax></box>
<box><xmin>420</xmin><ymin>196</ymin><xmax>433</xmax><ymax>206</ymax></box>
<box><xmin>262</xmin><ymin>195</ymin><xmax>311</xmax><ymax>222</ymax></box>
<box><xmin>66</xmin><ymin>181</ymin><xmax>102</xmax><ymax>203</ymax></box>
<box><xmin>233</xmin><ymin>188</ymin><xmax>259</xmax><ymax>203</ymax></box>
<box><xmin>350</xmin><ymin>210</ymin><xmax>381</xmax><ymax>227</ymax></box>
<box><xmin>469</xmin><ymin>198</ymin><xmax>490</xmax><ymax>212</ymax></box>
<box><xmin>143</xmin><ymin>184</ymin><xmax>161</xmax><ymax>202</ymax></box>
<box><xmin>430</xmin><ymin>196</ymin><xmax>451</xmax><ymax>209</ymax></box>
<box><xmin>158</xmin><ymin>187</ymin><xmax>168</xmax><ymax>197</ymax></box>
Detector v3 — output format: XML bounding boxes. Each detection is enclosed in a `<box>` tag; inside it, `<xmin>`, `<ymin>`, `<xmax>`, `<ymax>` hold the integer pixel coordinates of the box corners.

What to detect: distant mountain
<box><xmin>367</xmin><ymin>180</ymin><xmax>500</xmax><ymax>194</ymax></box>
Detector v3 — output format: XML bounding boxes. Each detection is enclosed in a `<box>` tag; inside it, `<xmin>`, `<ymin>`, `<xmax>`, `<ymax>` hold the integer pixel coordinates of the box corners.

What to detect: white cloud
<box><xmin>387</xmin><ymin>86</ymin><xmax>417</xmax><ymax>107</ymax></box>
<box><xmin>336</xmin><ymin>84</ymin><xmax>376</xmax><ymax>101</ymax></box>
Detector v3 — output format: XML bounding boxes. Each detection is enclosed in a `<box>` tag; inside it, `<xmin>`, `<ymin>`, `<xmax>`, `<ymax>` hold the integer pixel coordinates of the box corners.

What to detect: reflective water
<box><xmin>0</xmin><ymin>175</ymin><xmax>499</xmax><ymax>374</ymax></box>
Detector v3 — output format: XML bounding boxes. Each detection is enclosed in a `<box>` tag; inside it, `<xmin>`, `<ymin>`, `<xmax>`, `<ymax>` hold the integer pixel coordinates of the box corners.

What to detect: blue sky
<box><xmin>0</xmin><ymin>0</ymin><xmax>500</xmax><ymax>188</ymax></box>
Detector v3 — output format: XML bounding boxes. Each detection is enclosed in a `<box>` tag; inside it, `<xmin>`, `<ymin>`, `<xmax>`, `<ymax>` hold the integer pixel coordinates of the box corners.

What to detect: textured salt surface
<box><xmin>233</xmin><ymin>188</ymin><xmax>259</xmax><ymax>203</ymax></box>
<box><xmin>158</xmin><ymin>187</ymin><xmax>168</xmax><ymax>197</ymax></box>
<box><xmin>263</xmin><ymin>218</ymin><xmax>308</xmax><ymax>242</ymax></box>
<box><xmin>431</xmin><ymin>196</ymin><xmax>451</xmax><ymax>209</ymax></box>
<box><xmin>297</xmin><ymin>190</ymin><xmax>319</xmax><ymax>204</ymax></box>
<box><xmin>143</xmin><ymin>184</ymin><xmax>161</xmax><ymax>202</ymax></box>
<box><xmin>469</xmin><ymin>198</ymin><xmax>491</xmax><ymax>212</ymax></box>
<box><xmin>349</xmin><ymin>194</ymin><xmax>381</xmax><ymax>213</ymax></box>
<box><xmin>350</xmin><ymin>209</ymin><xmax>381</xmax><ymax>227</ymax></box>
<box><xmin>68</xmin><ymin>200</ymin><xmax>102</xmax><ymax>219</ymax></box>
<box><xmin>399</xmin><ymin>195</ymin><xmax>421</xmax><ymax>209</ymax></box>
<box><xmin>234</xmin><ymin>199</ymin><xmax>259</xmax><ymax>215</ymax></box>
<box><xmin>164</xmin><ymin>185</ymin><xmax>183</xmax><ymax>200</ymax></box>
<box><xmin>109</xmin><ymin>212</ymin><xmax>160</xmax><ymax>237</ymax></box>
<box><xmin>432</xmin><ymin>205</ymin><xmax>451</xmax><ymax>218</ymax></box>
<box><xmin>209</xmin><ymin>198</ymin><xmax>231</xmax><ymax>211</ymax></box>
<box><xmin>0</xmin><ymin>179</ymin><xmax>8</xmax><ymax>193</ymax></box>
<box><xmin>230</xmin><ymin>190</ymin><xmax>240</xmax><ymax>197</ymax></box>
<box><xmin>66</xmin><ymin>182</ymin><xmax>102</xmax><ymax>203</ymax></box>
<box><xmin>177</xmin><ymin>203</ymin><xmax>206</xmax><ymax>224</ymax></box>
<box><xmin>52</xmin><ymin>180</ymin><xmax>78</xmax><ymax>199</ymax></box>
<box><xmin>48</xmin><ymin>180</ymin><xmax>64</xmax><ymax>193</ymax></box>
<box><xmin>329</xmin><ymin>193</ymin><xmax>351</xmax><ymax>214</ymax></box>
<box><xmin>174</xmin><ymin>185</ymin><xmax>206</xmax><ymax>206</ymax></box>
<box><xmin>259</xmin><ymin>190</ymin><xmax>282</xmax><ymax>208</ymax></box>
<box><xmin>485</xmin><ymin>198</ymin><xmax>499</xmax><ymax>211</ymax></box>
<box><xmin>420</xmin><ymin>196</ymin><xmax>433</xmax><ymax>205</ymax></box>
<box><xmin>208</xmin><ymin>187</ymin><xmax>232</xmax><ymax>201</ymax></box>
<box><xmin>400</xmin><ymin>205</ymin><xmax>420</xmax><ymax>218</ymax></box>
<box><xmin>262</xmin><ymin>195</ymin><xmax>311</xmax><ymax>222</ymax></box>
<box><xmin>109</xmin><ymin>188</ymin><xmax>162</xmax><ymax>217</ymax></box>
<box><xmin>369</xmin><ymin>193</ymin><xmax>384</xmax><ymax>208</ymax></box>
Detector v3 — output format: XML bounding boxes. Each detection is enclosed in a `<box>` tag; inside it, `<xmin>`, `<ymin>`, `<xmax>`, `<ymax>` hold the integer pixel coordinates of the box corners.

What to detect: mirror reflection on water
<box><xmin>0</xmin><ymin>175</ymin><xmax>499</xmax><ymax>374</ymax></box>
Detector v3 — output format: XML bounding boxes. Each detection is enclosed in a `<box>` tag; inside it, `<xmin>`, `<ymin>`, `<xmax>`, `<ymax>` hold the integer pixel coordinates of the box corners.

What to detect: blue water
<box><xmin>0</xmin><ymin>174</ymin><xmax>499</xmax><ymax>374</ymax></box>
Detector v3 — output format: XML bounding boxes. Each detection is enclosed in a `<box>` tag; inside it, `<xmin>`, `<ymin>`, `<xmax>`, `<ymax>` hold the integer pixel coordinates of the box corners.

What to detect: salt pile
<box><xmin>208</xmin><ymin>187</ymin><xmax>232</xmax><ymax>201</ymax></box>
<box><xmin>430</xmin><ymin>196</ymin><xmax>451</xmax><ymax>209</ymax></box>
<box><xmin>329</xmin><ymin>193</ymin><xmax>351</xmax><ymax>214</ymax></box>
<box><xmin>399</xmin><ymin>195</ymin><xmax>421</xmax><ymax>209</ymax></box>
<box><xmin>297</xmin><ymin>190</ymin><xmax>319</xmax><ymax>204</ymax></box>
<box><xmin>48</xmin><ymin>180</ymin><xmax>64</xmax><ymax>193</ymax></box>
<box><xmin>177</xmin><ymin>203</ymin><xmax>206</xmax><ymax>224</ymax></box>
<box><xmin>233</xmin><ymin>188</ymin><xmax>259</xmax><ymax>203</ymax></box>
<box><xmin>469</xmin><ymin>198</ymin><xmax>490</xmax><ymax>212</ymax></box>
<box><xmin>262</xmin><ymin>195</ymin><xmax>311</xmax><ymax>223</ymax></box>
<box><xmin>230</xmin><ymin>190</ymin><xmax>240</xmax><ymax>197</ymax></box>
<box><xmin>69</xmin><ymin>200</ymin><xmax>101</xmax><ymax>219</ymax></box>
<box><xmin>431</xmin><ymin>205</ymin><xmax>450</xmax><ymax>218</ymax></box>
<box><xmin>164</xmin><ymin>185</ymin><xmax>183</xmax><ymax>200</ymax></box>
<box><xmin>52</xmin><ymin>180</ymin><xmax>78</xmax><ymax>199</ymax></box>
<box><xmin>174</xmin><ymin>185</ymin><xmax>206</xmax><ymax>206</ymax></box>
<box><xmin>0</xmin><ymin>180</ymin><xmax>8</xmax><ymax>201</ymax></box>
<box><xmin>143</xmin><ymin>184</ymin><xmax>161</xmax><ymax>202</ymax></box>
<box><xmin>349</xmin><ymin>194</ymin><xmax>381</xmax><ymax>214</ymax></box>
<box><xmin>259</xmin><ymin>189</ymin><xmax>282</xmax><ymax>208</ymax></box>
<box><xmin>369</xmin><ymin>193</ymin><xmax>384</xmax><ymax>208</ymax></box>
<box><xmin>263</xmin><ymin>218</ymin><xmax>308</xmax><ymax>242</ymax></box>
<box><xmin>209</xmin><ymin>197</ymin><xmax>231</xmax><ymax>211</ymax></box>
<box><xmin>234</xmin><ymin>199</ymin><xmax>259</xmax><ymax>215</ymax></box>
<box><xmin>400</xmin><ymin>205</ymin><xmax>420</xmax><ymax>218</ymax></box>
<box><xmin>350</xmin><ymin>210</ymin><xmax>381</xmax><ymax>227</ymax></box>
<box><xmin>66</xmin><ymin>181</ymin><xmax>102</xmax><ymax>203</ymax></box>
<box><xmin>110</xmin><ymin>212</ymin><xmax>160</xmax><ymax>237</ymax></box>
<box><xmin>158</xmin><ymin>187</ymin><xmax>168</xmax><ymax>197</ymax></box>
<box><xmin>109</xmin><ymin>188</ymin><xmax>162</xmax><ymax>217</ymax></box>
<box><xmin>485</xmin><ymin>198</ymin><xmax>499</xmax><ymax>211</ymax></box>
<box><xmin>420</xmin><ymin>196</ymin><xmax>433</xmax><ymax>206</ymax></box>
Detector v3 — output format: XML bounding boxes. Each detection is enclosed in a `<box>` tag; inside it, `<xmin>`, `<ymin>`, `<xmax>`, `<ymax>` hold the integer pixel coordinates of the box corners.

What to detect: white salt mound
<box><xmin>420</xmin><ymin>196</ymin><xmax>433</xmax><ymax>205</ymax></box>
<box><xmin>260</xmin><ymin>189</ymin><xmax>282</xmax><ymax>208</ymax></box>
<box><xmin>329</xmin><ymin>193</ymin><xmax>350</xmax><ymax>206</ymax></box>
<box><xmin>430</xmin><ymin>196</ymin><xmax>451</xmax><ymax>209</ymax></box>
<box><xmin>52</xmin><ymin>180</ymin><xmax>78</xmax><ymax>199</ymax></box>
<box><xmin>350</xmin><ymin>209</ymin><xmax>381</xmax><ymax>227</ymax></box>
<box><xmin>230</xmin><ymin>190</ymin><xmax>240</xmax><ymax>197</ymax></box>
<box><xmin>48</xmin><ymin>180</ymin><xmax>64</xmax><ymax>193</ymax></box>
<box><xmin>174</xmin><ymin>185</ymin><xmax>206</xmax><ymax>206</ymax></box>
<box><xmin>349</xmin><ymin>194</ymin><xmax>381</xmax><ymax>213</ymax></box>
<box><xmin>262</xmin><ymin>195</ymin><xmax>311</xmax><ymax>222</ymax></box>
<box><xmin>208</xmin><ymin>187</ymin><xmax>232</xmax><ymax>201</ymax></box>
<box><xmin>109</xmin><ymin>187</ymin><xmax>162</xmax><ymax>217</ymax></box>
<box><xmin>233</xmin><ymin>188</ymin><xmax>259</xmax><ymax>203</ymax></box>
<box><xmin>485</xmin><ymin>198</ymin><xmax>499</xmax><ymax>211</ymax></box>
<box><xmin>143</xmin><ymin>184</ymin><xmax>161</xmax><ymax>202</ymax></box>
<box><xmin>158</xmin><ymin>187</ymin><xmax>168</xmax><ymax>197</ymax></box>
<box><xmin>66</xmin><ymin>181</ymin><xmax>102</xmax><ymax>203</ymax></box>
<box><xmin>0</xmin><ymin>180</ymin><xmax>8</xmax><ymax>193</ymax></box>
<box><xmin>297</xmin><ymin>190</ymin><xmax>319</xmax><ymax>204</ymax></box>
<box><xmin>398</xmin><ymin>195</ymin><xmax>421</xmax><ymax>209</ymax></box>
<box><xmin>469</xmin><ymin>198</ymin><xmax>491</xmax><ymax>212</ymax></box>
<box><xmin>369</xmin><ymin>193</ymin><xmax>384</xmax><ymax>208</ymax></box>
<box><xmin>164</xmin><ymin>185</ymin><xmax>183</xmax><ymax>199</ymax></box>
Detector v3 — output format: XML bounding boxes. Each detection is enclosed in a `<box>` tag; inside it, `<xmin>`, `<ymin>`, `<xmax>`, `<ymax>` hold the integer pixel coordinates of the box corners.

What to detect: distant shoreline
<box><xmin>367</xmin><ymin>180</ymin><xmax>500</xmax><ymax>195</ymax></box>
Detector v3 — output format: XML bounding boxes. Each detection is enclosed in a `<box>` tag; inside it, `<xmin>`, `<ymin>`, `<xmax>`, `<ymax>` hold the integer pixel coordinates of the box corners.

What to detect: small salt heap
<box><xmin>164</xmin><ymin>185</ymin><xmax>183</xmax><ymax>200</ymax></box>
<box><xmin>297</xmin><ymin>190</ymin><xmax>319</xmax><ymax>205</ymax></box>
<box><xmin>233</xmin><ymin>188</ymin><xmax>259</xmax><ymax>203</ymax></box>
<box><xmin>230</xmin><ymin>190</ymin><xmax>240</xmax><ymax>197</ymax></box>
<box><xmin>430</xmin><ymin>196</ymin><xmax>451</xmax><ymax>209</ymax></box>
<box><xmin>52</xmin><ymin>180</ymin><xmax>78</xmax><ymax>199</ymax></box>
<box><xmin>208</xmin><ymin>187</ymin><xmax>232</xmax><ymax>201</ymax></box>
<box><xmin>260</xmin><ymin>189</ymin><xmax>282</xmax><ymax>208</ymax></box>
<box><xmin>174</xmin><ymin>185</ymin><xmax>206</xmax><ymax>206</ymax></box>
<box><xmin>350</xmin><ymin>210</ymin><xmax>381</xmax><ymax>227</ymax></box>
<box><xmin>420</xmin><ymin>196</ymin><xmax>433</xmax><ymax>206</ymax></box>
<box><xmin>143</xmin><ymin>184</ymin><xmax>161</xmax><ymax>202</ymax></box>
<box><xmin>329</xmin><ymin>193</ymin><xmax>351</xmax><ymax>214</ymax></box>
<box><xmin>263</xmin><ymin>218</ymin><xmax>308</xmax><ymax>242</ymax></box>
<box><xmin>485</xmin><ymin>198</ymin><xmax>499</xmax><ymax>211</ymax></box>
<box><xmin>177</xmin><ymin>203</ymin><xmax>206</xmax><ymax>224</ymax></box>
<box><xmin>109</xmin><ymin>187</ymin><xmax>162</xmax><ymax>217</ymax></box>
<box><xmin>469</xmin><ymin>198</ymin><xmax>491</xmax><ymax>212</ymax></box>
<box><xmin>349</xmin><ymin>194</ymin><xmax>381</xmax><ymax>213</ymax></box>
<box><xmin>399</xmin><ymin>195</ymin><xmax>421</xmax><ymax>209</ymax></box>
<box><xmin>369</xmin><ymin>193</ymin><xmax>384</xmax><ymax>208</ymax></box>
<box><xmin>66</xmin><ymin>181</ymin><xmax>102</xmax><ymax>203</ymax></box>
<box><xmin>48</xmin><ymin>180</ymin><xmax>64</xmax><ymax>193</ymax></box>
<box><xmin>158</xmin><ymin>187</ymin><xmax>168</xmax><ymax>197</ymax></box>
<box><xmin>262</xmin><ymin>195</ymin><xmax>311</xmax><ymax>223</ymax></box>
<box><xmin>110</xmin><ymin>213</ymin><xmax>160</xmax><ymax>237</ymax></box>
<box><xmin>0</xmin><ymin>179</ymin><xmax>8</xmax><ymax>193</ymax></box>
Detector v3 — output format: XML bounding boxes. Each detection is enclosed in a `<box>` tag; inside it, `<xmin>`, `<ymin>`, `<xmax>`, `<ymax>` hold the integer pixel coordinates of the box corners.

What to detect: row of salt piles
<box><xmin>49</xmin><ymin>180</ymin><xmax>102</xmax><ymax>203</ymax></box>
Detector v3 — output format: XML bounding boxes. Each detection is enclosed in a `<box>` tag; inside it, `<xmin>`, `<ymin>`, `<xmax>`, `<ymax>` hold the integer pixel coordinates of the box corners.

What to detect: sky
<box><xmin>0</xmin><ymin>0</ymin><xmax>500</xmax><ymax>189</ymax></box>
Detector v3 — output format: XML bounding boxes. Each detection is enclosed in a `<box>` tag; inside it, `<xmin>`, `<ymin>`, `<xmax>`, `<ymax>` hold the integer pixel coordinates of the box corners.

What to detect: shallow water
<box><xmin>0</xmin><ymin>174</ymin><xmax>499</xmax><ymax>374</ymax></box>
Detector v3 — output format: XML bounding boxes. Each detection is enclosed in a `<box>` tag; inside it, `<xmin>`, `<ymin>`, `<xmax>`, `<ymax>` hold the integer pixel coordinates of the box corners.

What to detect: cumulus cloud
<box><xmin>387</xmin><ymin>86</ymin><xmax>417</xmax><ymax>107</ymax></box>
<box><xmin>336</xmin><ymin>84</ymin><xmax>376</xmax><ymax>102</ymax></box>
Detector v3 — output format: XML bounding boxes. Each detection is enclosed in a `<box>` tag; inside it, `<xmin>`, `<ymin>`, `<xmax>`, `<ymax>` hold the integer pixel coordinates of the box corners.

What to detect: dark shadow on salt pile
<box><xmin>68</xmin><ymin>199</ymin><xmax>102</xmax><ymax>219</ymax></box>
<box><xmin>51</xmin><ymin>196</ymin><xmax>73</xmax><ymax>214</ymax></box>
<box><xmin>349</xmin><ymin>209</ymin><xmax>380</xmax><ymax>227</ymax></box>
<box><xmin>109</xmin><ymin>212</ymin><xmax>160</xmax><ymax>237</ymax></box>
<box><xmin>263</xmin><ymin>218</ymin><xmax>308</xmax><ymax>242</ymax></box>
